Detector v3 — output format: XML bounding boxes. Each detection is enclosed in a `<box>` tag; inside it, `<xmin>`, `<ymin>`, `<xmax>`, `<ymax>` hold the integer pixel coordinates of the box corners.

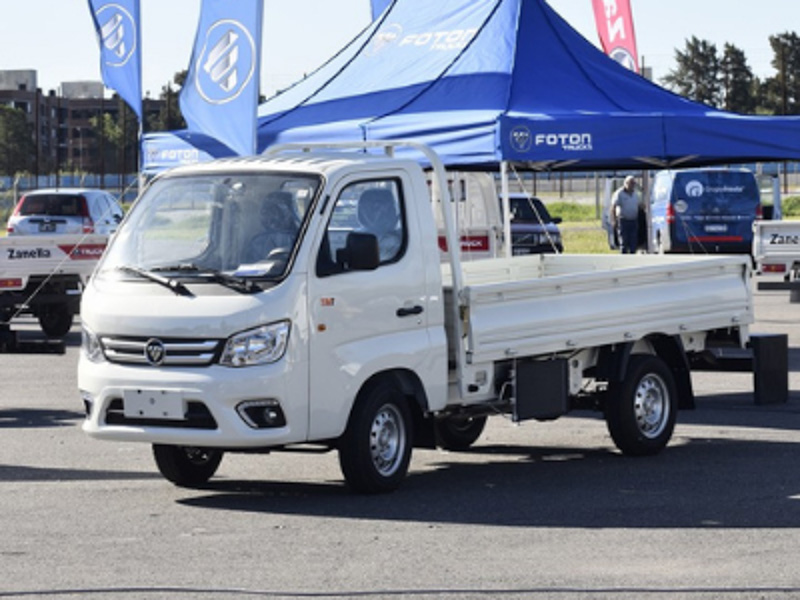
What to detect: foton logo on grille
<box><xmin>144</xmin><ymin>339</ymin><xmax>166</xmax><ymax>366</ymax></box>
<box><xmin>535</xmin><ymin>133</ymin><xmax>593</xmax><ymax>152</ymax></box>
<box><xmin>96</xmin><ymin>4</ymin><xmax>137</xmax><ymax>67</ymax></box>
<box><xmin>196</xmin><ymin>20</ymin><xmax>256</xmax><ymax>104</ymax></box>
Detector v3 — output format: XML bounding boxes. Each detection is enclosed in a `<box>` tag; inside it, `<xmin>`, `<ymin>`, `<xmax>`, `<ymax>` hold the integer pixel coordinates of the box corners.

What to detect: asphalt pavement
<box><xmin>1</xmin><ymin>281</ymin><xmax>799</xmax><ymax>599</ymax></box>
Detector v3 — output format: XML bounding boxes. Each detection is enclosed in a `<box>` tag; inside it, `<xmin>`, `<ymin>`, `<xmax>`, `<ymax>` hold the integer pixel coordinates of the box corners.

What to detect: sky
<box><xmin>0</xmin><ymin>0</ymin><xmax>797</xmax><ymax>100</ymax></box>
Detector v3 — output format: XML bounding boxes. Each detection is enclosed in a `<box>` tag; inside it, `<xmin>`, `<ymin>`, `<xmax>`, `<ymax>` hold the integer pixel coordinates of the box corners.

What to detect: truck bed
<box><xmin>444</xmin><ymin>253</ymin><xmax>753</xmax><ymax>364</ymax></box>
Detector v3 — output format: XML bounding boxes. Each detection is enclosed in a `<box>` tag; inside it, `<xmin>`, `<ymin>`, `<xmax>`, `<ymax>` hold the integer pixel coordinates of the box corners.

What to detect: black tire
<box><xmin>152</xmin><ymin>444</ymin><xmax>223</xmax><ymax>487</ymax></box>
<box><xmin>435</xmin><ymin>414</ymin><xmax>487</xmax><ymax>450</ymax></box>
<box><xmin>605</xmin><ymin>355</ymin><xmax>677</xmax><ymax>456</ymax></box>
<box><xmin>338</xmin><ymin>380</ymin><xmax>413</xmax><ymax>494</ymax></box>
<box><xmin>38</xmin><ymin>304</ymin><xmax>73</xmax><ymax>338</ymax></box>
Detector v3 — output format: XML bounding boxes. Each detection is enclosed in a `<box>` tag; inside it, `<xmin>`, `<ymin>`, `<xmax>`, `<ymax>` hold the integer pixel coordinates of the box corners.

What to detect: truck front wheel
<box><xmin>605</xmin><ymin>355</ymin><xmax>677</xmax><ymax>456</ymax></box>
<box><xmin>338</xmin><ymin>380</ymin><xmax>413</xmax><ymax>494</ymax></box>
<box><xmin>38</xmin><ymin>304</ymin><xmax>73</xmax><ymax>338</ymax></box>
<box><xmin>152</xmin><ymin>444</ymin><xmax>223</xmax><ymax>487</ymax></box>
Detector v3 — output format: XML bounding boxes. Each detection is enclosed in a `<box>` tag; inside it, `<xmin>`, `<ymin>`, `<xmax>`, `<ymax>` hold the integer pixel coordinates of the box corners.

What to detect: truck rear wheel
<box><xmin>338</xmin><ymin>380</ymin><xmax>413</xmax><ymax>494</ymax></box>
<box><xmin>605</xmin><ymin>355</ymin><xmax>677</xmax><ymax>456</ymax></box>
<box><xmin>435</xmin><ymin>414</ymin><xmax>487</xmax><ymax>450</ymax></box>
<box><xmin>38</xmin><ymin>304</ymin><xmax>73</xmax><ymax>338</ymax></box>
<box><xmin>152</xmin><ymin>444</ymin><xmax>223</xmax><ymax>487</ymax></box>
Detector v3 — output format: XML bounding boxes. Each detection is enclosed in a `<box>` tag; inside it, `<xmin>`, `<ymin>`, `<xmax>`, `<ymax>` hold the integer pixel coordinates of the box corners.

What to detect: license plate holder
<box><xmin>123</xmin><ymin>389</ymin><xmax>185</xmax><ymax>420</ymax></box>
<box><xmin>705</xmin><ymin>224</ymin><xmax>728</xmax><ymax>232</ymax></box>
<box><xmin>39</xmin><ymin>222</ymin><xmax>56</xmax><ymax>232</ymax></box>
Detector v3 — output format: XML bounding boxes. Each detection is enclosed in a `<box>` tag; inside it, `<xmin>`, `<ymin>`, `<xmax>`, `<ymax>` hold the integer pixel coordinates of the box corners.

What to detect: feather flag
<box><xmin>591</xmin><ymin>0</ymin><xmax>640</xmax><ymax>73</ymax></box>
<box><xmin>87</xmin><ymin>0</ymin><xmax>143</xmax><ymax>119</ymax></box>
<box><xmin>180</xmin><ymin>0</ymin><xmax>264</xmax><ymax>156</ymax></box>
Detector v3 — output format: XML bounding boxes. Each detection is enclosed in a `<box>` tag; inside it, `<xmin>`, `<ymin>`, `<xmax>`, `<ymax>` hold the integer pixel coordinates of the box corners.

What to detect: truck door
<box><xmin>306</xmin><ymin>174</ymin><xmax>439</xmax><ymax>441</ymax></box>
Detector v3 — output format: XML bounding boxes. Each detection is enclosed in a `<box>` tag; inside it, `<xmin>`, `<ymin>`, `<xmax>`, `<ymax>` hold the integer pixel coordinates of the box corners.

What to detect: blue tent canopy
<box><xmin>144</xmin><ymin>0</ymin><xmax>800</xmax><ymax>173</ymax></box>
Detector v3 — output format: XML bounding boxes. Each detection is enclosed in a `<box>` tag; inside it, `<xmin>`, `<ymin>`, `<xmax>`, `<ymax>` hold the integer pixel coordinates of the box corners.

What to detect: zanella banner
<box><xmin>87</xmin><ymin>0</ymin><xmax>142</xmax><ymax>119</ymax></box>
<box><xmin>591</xmin><ymin>0</ymin><xmax>639</xmax><ymax>73</ymax></box>
<box><xmin>180</xmin><ymin>0</ymin><xmax>263</xmax><ymax>156</ymax></box>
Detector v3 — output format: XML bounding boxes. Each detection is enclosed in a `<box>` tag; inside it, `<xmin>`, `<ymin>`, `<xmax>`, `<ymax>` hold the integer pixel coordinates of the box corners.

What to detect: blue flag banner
<box><xmin>371</xmin><ymin>0</ymin><xmax>392</xmax><ymax>20</ymax></box>
<box><xmin>87</xmin><ymin>0</ymin><xmax>142</xmax><ymax>120</ymax></box>
<box><xmin>180</xmin><ymin>0</ymin><xmax>263</xmax><ymax>156</ymax></box>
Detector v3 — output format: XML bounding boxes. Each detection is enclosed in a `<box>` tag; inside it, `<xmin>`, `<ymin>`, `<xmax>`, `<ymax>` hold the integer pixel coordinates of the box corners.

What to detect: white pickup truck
<box><xmin>752</xmin><ymin>219</ymin><xmax>800</xmax><ymax>291</ymax></box>
<box><xmin>78</xmin><ymin>142</ymin><xmax>754</xmax><ymax>493</ymax></box>
<box><xmin>1</xmin><ymin>234</ymin><xmax>107</xmax><ymax>341</ymax></box>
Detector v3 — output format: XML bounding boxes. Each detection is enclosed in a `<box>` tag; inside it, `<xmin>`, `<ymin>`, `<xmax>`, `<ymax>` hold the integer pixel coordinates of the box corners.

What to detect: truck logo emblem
<box><xmin>196</xmin><ymin>20</ymin><xmax>256</xmax><ymax>105</ymax></box>
<box><xmin>510</xmin><ymin>126</ymin><xmax>533</xmax><ymax>153</ymax></box>
<box><xmin>144</xmin><ymin>339</ymin><xmax>166</xmax><ymax>366</ymax></box>
<box><xmin>96</xmin><ymin>3</ymin><xmax>137</xmax><ymax>67</ymax></box>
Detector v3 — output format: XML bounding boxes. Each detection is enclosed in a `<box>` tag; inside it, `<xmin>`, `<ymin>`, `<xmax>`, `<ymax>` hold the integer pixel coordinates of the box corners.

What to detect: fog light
<box><xmin>236</xmin><ymin>399</ymin><xmax>286</xmax><ymax>429</ymax></box>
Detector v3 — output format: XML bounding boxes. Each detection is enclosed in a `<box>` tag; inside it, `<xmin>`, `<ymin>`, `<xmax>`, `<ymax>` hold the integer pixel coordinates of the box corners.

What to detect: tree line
<box><xmin>661</xmin><ymin>32</ymin><xmax>800</xmax><ymax>114</ymax></box>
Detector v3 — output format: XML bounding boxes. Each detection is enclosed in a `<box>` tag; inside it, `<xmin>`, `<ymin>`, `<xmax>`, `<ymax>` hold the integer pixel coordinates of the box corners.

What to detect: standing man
<box><xmin>610</xmin><ymin>175</ymin><xmax>641</xmax><ymax>254</ymax></box>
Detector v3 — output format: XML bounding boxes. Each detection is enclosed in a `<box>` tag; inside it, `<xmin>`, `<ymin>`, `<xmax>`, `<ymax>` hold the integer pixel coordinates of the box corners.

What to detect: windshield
<box><xmin>506</xmin><ymin>197</ymin><xmax>553</xmax><ymax>223</ymax></box>
<box><xmin>98</xmin><ymin>171</ymin><xmax>320</xmax><ymax>282</ymax></box>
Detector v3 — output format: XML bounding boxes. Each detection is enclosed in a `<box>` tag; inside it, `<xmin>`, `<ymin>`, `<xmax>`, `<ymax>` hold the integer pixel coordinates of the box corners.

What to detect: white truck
<box><xmin>1</xmin><ymin>234</ymin><xmax>107</xmax><ymax>343</ymax></box>
<box><xmin>752</xmin><ymin>219</ymin><xmax>800</xmax><ymax>291</ymax></box>
<box><xmin>78</xmin><ymin>142</ymin><xmax>754</xmax><ymax>493</ymax></box>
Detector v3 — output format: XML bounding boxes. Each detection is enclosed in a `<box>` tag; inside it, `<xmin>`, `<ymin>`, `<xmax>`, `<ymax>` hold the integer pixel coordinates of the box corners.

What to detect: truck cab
<box><xmin>79</xmin><ymin>147</ymin><xmax>450</xmax><ymax>491</ymax></box>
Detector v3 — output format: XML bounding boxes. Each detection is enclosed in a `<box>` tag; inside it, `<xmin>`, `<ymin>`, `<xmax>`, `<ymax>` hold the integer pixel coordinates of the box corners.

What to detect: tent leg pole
<box><xmin>501</xmin><ymin>161</ymin><xmax>512</xmax><ymax>259</ymax></box>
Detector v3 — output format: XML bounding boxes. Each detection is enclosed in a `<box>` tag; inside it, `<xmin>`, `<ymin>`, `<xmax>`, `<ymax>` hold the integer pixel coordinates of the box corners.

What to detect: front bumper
<box><xmin>78</xmin><ymin>356</ymin><xmax>306</xmax><ymax>449</ymax></box>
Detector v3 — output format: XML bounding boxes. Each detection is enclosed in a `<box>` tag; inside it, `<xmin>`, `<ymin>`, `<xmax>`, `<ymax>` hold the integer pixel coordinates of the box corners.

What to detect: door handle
<box><xmin>396</xmin><ymin>305</ymin><xmax>424</xmax><ymax>317</ymax></box>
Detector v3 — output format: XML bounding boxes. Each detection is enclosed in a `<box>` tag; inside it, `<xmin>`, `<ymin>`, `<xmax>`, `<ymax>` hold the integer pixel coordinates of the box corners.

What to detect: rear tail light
<box><xmin>79</xmin><ymin>196</ymin><xmax>94</xmax><ymax>233</ymax></box>
<box><xmin>762</xmin><ymin>264</ymin><xmax>786</xmax><ymax>273</ymax></box>
<box><xmin>666</xmin><ymin>203</ymin><xmax>675</xmax><ymax>224</ymax></box>
<box><xmin>756</xmin><ymin>204</ymin><xmax>763</xmax><ymax>220</ymax></box>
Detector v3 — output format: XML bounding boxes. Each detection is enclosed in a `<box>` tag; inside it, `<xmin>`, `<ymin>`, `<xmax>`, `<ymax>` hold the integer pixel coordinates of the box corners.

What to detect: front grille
<box><xmin>105</xmin><ymin>399</ymin><xmax>217</xmax><ymax>429</ymax></box>
<box><xmin>100</xmin><ymin>336</ymin><xmax>221</xmax><ymax>367</ymax></box>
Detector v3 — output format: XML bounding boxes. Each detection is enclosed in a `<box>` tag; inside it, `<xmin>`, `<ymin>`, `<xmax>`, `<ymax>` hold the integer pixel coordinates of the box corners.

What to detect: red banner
<box><xmin>591</xmin><ymin>0</ymin><xmax>639</xmax><ymax>73</ymax></box>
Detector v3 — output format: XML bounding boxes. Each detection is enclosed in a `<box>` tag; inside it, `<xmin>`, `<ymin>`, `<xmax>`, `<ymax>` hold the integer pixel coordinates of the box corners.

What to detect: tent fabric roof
<box><xmin>143</xmin><ymin>0</ymin><xmax>800</xmax><ymax>173</ymax></box>
<box><xmin>253</xmin><ymin>0</ymin><xmax>800</xmax><ymax>171</ymax></box>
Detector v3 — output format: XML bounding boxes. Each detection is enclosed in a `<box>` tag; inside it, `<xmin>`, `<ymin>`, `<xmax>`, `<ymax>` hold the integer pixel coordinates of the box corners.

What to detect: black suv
<box><xmin>502</xmin><ymin>194</ymin><xmax>563</xmax><ymax>255</ymax></box>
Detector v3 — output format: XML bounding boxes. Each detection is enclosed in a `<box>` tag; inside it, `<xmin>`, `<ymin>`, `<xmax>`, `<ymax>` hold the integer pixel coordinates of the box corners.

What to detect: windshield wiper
<box><xmin>116</xmin><ymin>265</ymin><xmax>193</xmax><ymax>297</ymax></box>
<box><xmin>204</xmin><ymin>270</ymin><xmax>262</xmax><ymax>293</ymax></box>
<box><xmin>150</xmin><ymin>263</ymin><xmax>261</xmax><ymax>294</ymax></box>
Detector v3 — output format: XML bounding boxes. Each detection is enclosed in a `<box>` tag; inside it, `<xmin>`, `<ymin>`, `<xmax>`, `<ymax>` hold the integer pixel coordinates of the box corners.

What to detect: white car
<box><xmin>6</xmin><ymin>188</ymin><xmax>124</xmax><ymax>236</ymax></box>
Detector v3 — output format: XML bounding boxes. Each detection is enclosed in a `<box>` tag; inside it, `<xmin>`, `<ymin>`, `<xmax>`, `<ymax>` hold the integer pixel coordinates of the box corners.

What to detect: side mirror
<box><xmin>338</xmin><ymin>232</ymin><xmax>380</xmax><ymax>271</ymax></box>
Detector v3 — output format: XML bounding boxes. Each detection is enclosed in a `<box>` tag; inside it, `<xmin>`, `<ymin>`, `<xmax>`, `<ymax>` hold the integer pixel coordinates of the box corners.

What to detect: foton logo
<box><xmin>196</xmin><ymin>20</ymin><xmax>256</xmax><ymax>104</ymax></box>
<box><xmin>368</xmin><ymin>24</ymin><xmax>477</xmax><ymax>55</ymax></box>
<box><xmin>147</xmin><ymin>148</ymin><xmax>201</xmax><ymax>164</ymax></box>
<box><xmin>535</xmin><ymin>133</ymin><xmax>593</xmax><ymax>152</ymax></box>
<box><xmin>96</xmin><ymin>3</ymin><xmax>137</xmax><ymax>67</ymax></box>
<box><xmin>510</xmin><ymin>126</ymin><xmax>533</xmax><ymax>153</ymax></box>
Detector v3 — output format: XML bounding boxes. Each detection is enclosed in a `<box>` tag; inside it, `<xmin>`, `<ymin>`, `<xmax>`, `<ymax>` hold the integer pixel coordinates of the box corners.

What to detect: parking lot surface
<box><xmin>1</xmin><ymin>284</ymin><xmax>799</xmax><ymax>599</ymax></box>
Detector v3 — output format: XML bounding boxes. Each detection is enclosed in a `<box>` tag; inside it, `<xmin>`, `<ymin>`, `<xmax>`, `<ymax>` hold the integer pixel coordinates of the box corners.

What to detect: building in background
<box><xmin>0</xmin><ymin>69</ymin><xmax>163</xmax><ymax>178</ymax></box>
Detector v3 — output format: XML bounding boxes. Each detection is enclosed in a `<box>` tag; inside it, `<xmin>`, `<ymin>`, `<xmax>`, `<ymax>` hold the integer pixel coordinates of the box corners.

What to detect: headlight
<box><xmin>220</xmin><ymin>321</ymin><xmax>290</xmax><ymax>367</ymax></box>
<box><xmin>81</xmin><ymin>325</ymin><xmax>104</xmax><ymax>363</ymax></box>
